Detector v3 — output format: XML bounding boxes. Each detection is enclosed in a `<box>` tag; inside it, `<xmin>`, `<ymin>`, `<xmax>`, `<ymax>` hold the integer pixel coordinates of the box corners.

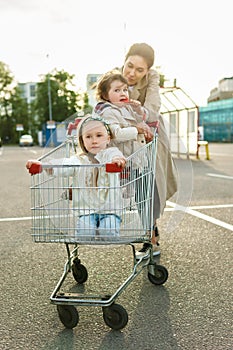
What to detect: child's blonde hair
<box><xmin>77</xmin><ymin>114</ymin><xmax>112</xmax><ymax>153</ymax></box>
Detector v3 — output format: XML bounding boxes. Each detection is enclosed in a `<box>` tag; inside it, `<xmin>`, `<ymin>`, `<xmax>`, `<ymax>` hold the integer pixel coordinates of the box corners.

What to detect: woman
<box><xmin>120</xmin><ymin>43</ymin><xmax>178</xmax><ymax>256</ymax></box>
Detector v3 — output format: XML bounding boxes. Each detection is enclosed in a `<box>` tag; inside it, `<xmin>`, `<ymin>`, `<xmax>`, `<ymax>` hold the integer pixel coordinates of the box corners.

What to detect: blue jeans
<box><xmin>77</xmin><ymin>213</ymin><xmax>121</xmax><ymax>238</ymax></box>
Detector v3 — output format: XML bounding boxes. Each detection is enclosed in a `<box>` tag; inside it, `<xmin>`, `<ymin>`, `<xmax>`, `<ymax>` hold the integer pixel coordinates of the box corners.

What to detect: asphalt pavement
<box><xmin>0</xmin><ymin>144</ymin><xmax>232</xmax><ymax>350</ymax></box>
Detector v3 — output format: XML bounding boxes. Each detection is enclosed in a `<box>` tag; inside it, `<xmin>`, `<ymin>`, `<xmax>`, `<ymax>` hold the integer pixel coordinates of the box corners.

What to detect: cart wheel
<box><xmin>72</xmin><ymin>260</ymin><xmax>88</xmax><ymax>283</ymax></box>
<box><xmin>57</xmin><ymin>305</ymin><xmax>79</xmax><ymax>329</ymax></box>
<box><xmin>103</xmin><ymin>303</ymin><xmax>128</xmax><ymax>330</ymax></box>
<box><xmin>148</xmin><ymin>264</ymin><xmax>168</xmax><ymax>285</ymax></box>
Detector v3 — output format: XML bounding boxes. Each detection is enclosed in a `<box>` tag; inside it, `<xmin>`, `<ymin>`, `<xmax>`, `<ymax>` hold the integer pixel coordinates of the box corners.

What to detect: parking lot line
<box><xmin>1</xmin><ymin>201</ymin><xmax>233</xmax><ymax>232</ymax></box>
<box><xmin>167</xmin><ymin>201</ymin><xmax>233</xmax><ymax>232</ymax></box>
<box><xmin>207</xmin><ymin>173</ymin><xmax>233</xmax><ymax>180</ymax></box>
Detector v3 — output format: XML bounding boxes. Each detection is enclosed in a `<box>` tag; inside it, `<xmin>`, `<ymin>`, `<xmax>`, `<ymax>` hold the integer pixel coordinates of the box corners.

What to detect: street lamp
<box><xmin>48</xmin><ymin>72</ymin><xmax>53</xmax><ymax>122</ymax></box>
<box><xmin>46</xmin><ymin>54</ymin><xmax>54</xmax><ymax>146</ymax></box>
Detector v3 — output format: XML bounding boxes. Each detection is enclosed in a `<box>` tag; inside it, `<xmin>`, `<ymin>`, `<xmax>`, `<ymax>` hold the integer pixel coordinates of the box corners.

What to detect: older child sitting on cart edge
<box><xmin>26</xmin><ymin>116</ymin><xmax>126</xmax><ymax>239</ymax></box>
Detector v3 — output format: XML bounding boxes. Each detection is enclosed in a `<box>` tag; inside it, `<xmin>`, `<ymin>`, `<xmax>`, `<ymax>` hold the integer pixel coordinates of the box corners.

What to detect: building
<box><xmin>160</xmin><ymin>87</ymin><xmax>199</xmax><ymax>157</ymax></box>
<box><xmin>86</xmin><ymin>73</ymin><xmax>102</xmax><ymax>107</ymax></box>
<box><xmin>18</xmin><ymin>82</ymin><xmax>37</xmax><ymax>104</ymax></box>
<box><xmin>199</xmin><ymin>77</ymin><xmax>233</xmax><ymax>142</ymax></box>
<box><xmin>208</xmin><ymin>77</ymin><xmax>233</xmax><ymax>103</ymax></box>
<box><xmin>199</xmin><ymin>98</ymin><xmax>233</xmax><ymax>142</ymax></box>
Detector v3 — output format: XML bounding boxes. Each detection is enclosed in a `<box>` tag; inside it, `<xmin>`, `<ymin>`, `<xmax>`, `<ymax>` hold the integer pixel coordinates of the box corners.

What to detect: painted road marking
<box><xmin>207</xmin><ymin>173</ymin><xmax>233</xmax><ymax>180</ymax></box>
<box><xmin>167</xmin><ymin>201</ymin><xmax>233</xmax><ymax>232</ymax></box>
<box><xmin>1</xmin><ymin>203</ymin><xmax>233</xmax><ymax>232</ymax></box>
<box><xmin>165</xmin><ymin>203</ymin><xmax>233</xmax><ymax>210</ymax></box>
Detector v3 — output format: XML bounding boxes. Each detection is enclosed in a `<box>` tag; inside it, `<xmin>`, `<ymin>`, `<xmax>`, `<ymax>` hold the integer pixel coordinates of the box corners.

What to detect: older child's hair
<box><xmin>125</xmin><ymin>43</ymin><xmax>154</xmax><ymax>69</ymax></box>
<box><xmin>96</xmin><ymin>70</ymin><xmax>128</xmax><ymax>101</ymax></box>
<box><xmin>77</xmin><ymin>114</ymin><xmax>112</xmax><ymax>153</ymax></box>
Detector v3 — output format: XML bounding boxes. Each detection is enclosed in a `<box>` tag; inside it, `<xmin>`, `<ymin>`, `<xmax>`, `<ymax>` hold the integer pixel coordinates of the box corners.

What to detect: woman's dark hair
<box><xmin>96</xmin><ymin>69</ymin><xmax>128</xmax><ymax>101</ymax></box>
<box><xmin>125</xmin><ymin>43</ymin><xmax>154</xmax><ymax>69</ymax></box>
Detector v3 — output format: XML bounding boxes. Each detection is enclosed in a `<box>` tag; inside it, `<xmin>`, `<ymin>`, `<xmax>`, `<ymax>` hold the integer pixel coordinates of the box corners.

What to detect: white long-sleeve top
<box><xmin>53</xmin><ymin>147</ymin><xmax>124</xmax><ymax>217</ymax></box>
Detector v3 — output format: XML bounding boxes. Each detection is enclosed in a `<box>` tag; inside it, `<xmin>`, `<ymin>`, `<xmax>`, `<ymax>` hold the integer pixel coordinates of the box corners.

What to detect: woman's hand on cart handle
<box><xmin>147</xmin><ymin>120</ymin><xmax>160</xmax><ymax>133</ymax></box>
<box><xmin>136</xmin><ymin>122</ymin><xmax>154</xmax><ymax>142</ymax></box>
<box><xmin>26</xmin><ymin>160</ymin><xmax>42</xmax><ymax>175</ymax></box>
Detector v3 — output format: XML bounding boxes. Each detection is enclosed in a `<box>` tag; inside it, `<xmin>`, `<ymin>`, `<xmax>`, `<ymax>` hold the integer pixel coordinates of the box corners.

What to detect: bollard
<box><xmin>196</xmin><ymin>141</ymin><xmax>210</xmax><ymax>160</ymax></box>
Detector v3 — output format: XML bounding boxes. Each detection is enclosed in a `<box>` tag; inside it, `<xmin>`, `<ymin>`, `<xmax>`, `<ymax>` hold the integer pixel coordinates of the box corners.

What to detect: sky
<box><xmin>0</xmin><ymin>0</ymin><xmax>232</xmax><ymax>106</ymax></box>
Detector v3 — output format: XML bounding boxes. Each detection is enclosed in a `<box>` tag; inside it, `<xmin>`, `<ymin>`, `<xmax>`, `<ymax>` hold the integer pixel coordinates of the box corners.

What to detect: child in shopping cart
<box><xmin>94</xmin><ymin>69</ymin><xmax>154</xmax><ymax>147</ymax></box>
<box><xmin>26</xmin><ymin>116</ymin><xmax>126</xmax><ymax>240</ymax></box>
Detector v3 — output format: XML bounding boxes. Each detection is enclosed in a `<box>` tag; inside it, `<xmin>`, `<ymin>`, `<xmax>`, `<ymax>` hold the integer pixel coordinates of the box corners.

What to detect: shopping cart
<box><xmin>28</xmin><ymin>118</ymin><xmax>168</xmax><ymax>330</ymax></box>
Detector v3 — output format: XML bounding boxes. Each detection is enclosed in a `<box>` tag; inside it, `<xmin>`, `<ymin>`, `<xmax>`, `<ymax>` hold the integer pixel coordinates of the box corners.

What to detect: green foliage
<box><xmin>34</xmin><ymin>69</ymin><xmax>86</xmax><ymax>127</ymax></box>
<box><xmin>159</xmin><ymin>74</ymin><xmax>165</xmax><ymax>88</ymax></box>
<box><xmin>0</xmin><ymin>61</ymin><xmax>30</xmax><ymax>143</ymax></box>
<box><xmin>83</xmin><ymin>92</ymin><xmax>93</xmax><ymax>114</ymax></box>
<box><xmin>0</xmin><ymin>62</ymin><xmax>92</xmax><ymax>144</ymax></box>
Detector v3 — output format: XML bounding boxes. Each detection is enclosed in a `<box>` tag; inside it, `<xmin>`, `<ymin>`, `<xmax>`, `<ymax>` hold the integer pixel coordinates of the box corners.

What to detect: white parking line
<box><xmin>207</xmin><ymin>173</ymin><xmax>233</xmax><ymax>180</ymax></box>
<box><xmin>1</xmin><ymin>203</ymin><xmax>233</xmax><ymax>232</ymax></box>
<box><xmin>190</xmin><ymin>204</ymin><xmax>233</xmax><ymax>210</ymax></box>
<box><xmin>0</xmin><ymin>216</ymin><xmax>31</xmax><ymax>222</ymax></box>
<box><xmin>166</xmin><ymin>201</ymin><xmax>233</xmax><ymax>232</ymax></box>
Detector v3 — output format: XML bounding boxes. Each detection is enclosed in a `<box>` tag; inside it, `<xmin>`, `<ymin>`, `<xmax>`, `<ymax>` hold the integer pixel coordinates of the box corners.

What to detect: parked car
<box><xmin>19</xmin><ymin>134</ymin><xmax>34</xmax><ymax>147</ymax></box>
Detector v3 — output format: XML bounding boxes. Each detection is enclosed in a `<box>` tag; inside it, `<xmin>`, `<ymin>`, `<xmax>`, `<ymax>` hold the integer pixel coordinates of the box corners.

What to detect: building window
<box><xmin>170</xmin><ymin>113</ymin><xmax>176</xmax><ymax>133</ymax></box>
<box><xmin>30</xmin><ymin>84</ymin><xmax>36</xmax><ymax>98</ymax></box>
<box><xmin>188</xmin><ymin>111</ymin><xmax>195</xmax><ymax>132</ymax></box>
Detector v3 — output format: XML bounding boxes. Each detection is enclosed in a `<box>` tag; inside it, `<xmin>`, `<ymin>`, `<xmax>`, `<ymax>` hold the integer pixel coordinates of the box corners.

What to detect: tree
<box><xmin>0</xmin><ymin>61</ymin><xmax>29</xmax><ymax>143</ymax></box>
<box><xmin>34</xmin><ymin>69</ymin><xmax>87</xmax><ymax>128</ymax></box>
<box><xmin>83</xmin><ymin>92</ymin><xmax>93</xmax><ymax>114</ymax></box>
<box><xmin>0</xmin><ymin>63</ymin><xmax>92</xmax><ymax>144</ymax></box>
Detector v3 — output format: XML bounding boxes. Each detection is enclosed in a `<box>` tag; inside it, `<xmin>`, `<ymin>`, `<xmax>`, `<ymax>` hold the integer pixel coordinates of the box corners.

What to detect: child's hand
<box><xmin>111</xmin><ymin>156</ymin><xmax>126</xmax><ymax>169</ymax></box>
<box><xmin>127</xmin><ymin>99</ymin><xmax>144</xmax><ymax>115</ymax></box>
<box><xmin>26</xmin><ymin>160</ymin><xmax>43</xmax><ymax>175</ymax></box>
<box><xmin>26</xmin><ymin>160</ymin><xmax>41</xmax><ymax>170</ymax></box>
<box><xmin>26</xmin><ymin>160</ymin><xmax>53</xmax><ymax>175</ymax></box>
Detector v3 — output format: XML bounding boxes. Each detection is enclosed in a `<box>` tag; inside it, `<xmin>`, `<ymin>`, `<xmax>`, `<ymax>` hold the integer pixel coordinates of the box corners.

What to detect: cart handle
<box><xmin>67</xmin><ymin>118</ymin><xmax>159</xmax><ymax>135</ymax></box>
<box><xmin>147</xmin><ymin>120</ymin><xmax>159</xmax><ymax>132</ymax></box>
<box><xmin>28</xmin><ymin>162</ymin><xmax>123</xmax><ymax>174</ymax></box>
<box><xmin>105</xmin><ymin>163</ymin><xmax>124</xmax><ymax>172</ymax></box>
<box><xmin>67</xmin><ymin>118</ymin><xmax>82</xmax><ymax>135</ymax></box>
<box><xmin>28</xmin><ymin>162</ymin><xmax>42</xmax><ymax>175</ymax></box>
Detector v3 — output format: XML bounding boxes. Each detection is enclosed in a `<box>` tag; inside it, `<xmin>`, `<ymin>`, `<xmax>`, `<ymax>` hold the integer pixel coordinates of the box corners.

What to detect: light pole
<box><xmin>46</xmin><ymin>54</ymin><xmax>54</xmax><ymax>146</ymax></box>
<box><xmin>48</xmin><ymin>73</ymin><xmax>53</xmax><ymax>122</ymax></box>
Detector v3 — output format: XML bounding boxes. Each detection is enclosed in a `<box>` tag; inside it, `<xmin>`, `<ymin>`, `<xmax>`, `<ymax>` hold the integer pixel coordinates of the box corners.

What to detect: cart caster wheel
<box><xmin>148</xmin><ymin>264</ymin><xmax>168</xmax><ymax>285</ymax></box>
<box><xmin>103</xmin><ymin>303</ymin><xmax>128</xmax><ymax>330</ymax></box>
<box><xmin>57</xmin><ymin>305</ymin><xmax>79</xmax><ymax>329</ymax></box>
<box><xmin>72</xmin><ymin>259</ymin><xmax>88</xmax><ymax>283</ymax></box>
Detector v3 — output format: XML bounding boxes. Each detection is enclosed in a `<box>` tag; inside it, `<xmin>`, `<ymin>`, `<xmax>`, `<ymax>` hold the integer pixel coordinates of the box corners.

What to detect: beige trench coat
<box><xmin>127</xmin><ymin>68</ymin><xmax>178</xmax><ymax>217</ymax></box>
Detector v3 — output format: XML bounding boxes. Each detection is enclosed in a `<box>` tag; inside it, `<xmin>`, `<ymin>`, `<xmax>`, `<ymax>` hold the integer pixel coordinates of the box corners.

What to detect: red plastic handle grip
<box><xmin>29</xmin><ymin>163</ymin><xmax>42</xmax><ymax>175</ymax></box>
<box><xmin>105</xmin><ymin>163</ymin><xmax>124</xmax><ymax>173</ymax></box>
<box><xmin>67</xmin><ymin>118</ymin><xmax>82</xmax><ymax>135</ymax></box>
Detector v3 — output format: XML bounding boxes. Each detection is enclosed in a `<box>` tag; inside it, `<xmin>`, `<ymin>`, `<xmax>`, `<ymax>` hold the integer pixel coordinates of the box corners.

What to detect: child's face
<box><xmin>107</xmin><ymin>80</ymin><xmax>129</xmax><ymax>103</ymax></box>
<box><xmin>82</xmin><ymin>121</ymin><xmax>110</xmax><ymax>155</ymax></box>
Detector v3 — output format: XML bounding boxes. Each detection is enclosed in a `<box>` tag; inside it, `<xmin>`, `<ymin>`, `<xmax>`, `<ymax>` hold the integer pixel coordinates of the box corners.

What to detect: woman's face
<box><xmin>123</xmin><ymin>55</ymin><xmax>149</xmax><ymax>86</ymax></box>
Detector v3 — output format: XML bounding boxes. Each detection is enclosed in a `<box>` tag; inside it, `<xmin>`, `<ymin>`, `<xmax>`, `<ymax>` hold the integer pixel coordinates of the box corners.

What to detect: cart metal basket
<box><xmin>28</xmin><ymin>119</ymin><xmax>168</xmax><ymax>330</ymax></box>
